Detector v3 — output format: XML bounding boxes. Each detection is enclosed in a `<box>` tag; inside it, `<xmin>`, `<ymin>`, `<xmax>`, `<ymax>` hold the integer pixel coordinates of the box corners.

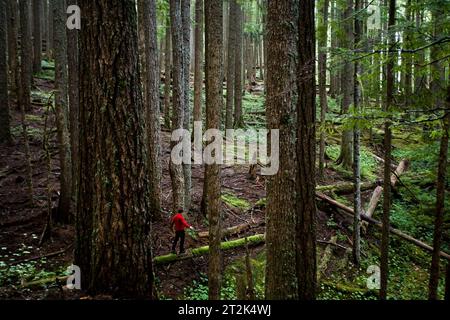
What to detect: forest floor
<box><xmin>0</xmin><ymin>71</ymin><xmax>448</xmax><ymax>300</ymax></box>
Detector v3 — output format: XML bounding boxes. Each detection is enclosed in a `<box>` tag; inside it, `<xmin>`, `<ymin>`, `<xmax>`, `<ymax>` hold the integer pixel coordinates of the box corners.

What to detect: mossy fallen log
<box><xmin>153</xmin><ymin>234</ymin><xmax>266</xmax><ymax>265</ymax></box>
<box><xmin>316</xmin><ymin>181</ymin><xmax>378</xmax><ymax>194</ymax></box>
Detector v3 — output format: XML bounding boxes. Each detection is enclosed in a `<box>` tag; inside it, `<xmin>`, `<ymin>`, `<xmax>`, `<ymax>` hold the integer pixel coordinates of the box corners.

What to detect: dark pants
<box><xmin>172</xmin><ymin>230</ymin><xmax>185</xmax><ymax>253</ymax></box>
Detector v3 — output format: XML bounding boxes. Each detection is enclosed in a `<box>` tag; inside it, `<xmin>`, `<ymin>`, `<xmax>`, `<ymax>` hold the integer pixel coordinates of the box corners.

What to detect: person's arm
<box><xmin>180</xmin><ymin>215</ymin><xmax>192</xmax><ymax>229</ymax></box>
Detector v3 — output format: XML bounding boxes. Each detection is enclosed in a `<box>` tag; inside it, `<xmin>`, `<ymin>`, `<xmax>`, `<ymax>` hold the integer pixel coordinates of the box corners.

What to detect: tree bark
<box><xmin>181</xmin><ymin>0</ymin><xmax>192</xmax><ymax>211</ymax></box>
<box><xmin>204</xmin><ymin>0</ymin><xmax>223</xmax><ymax>300</ymax></box>
<box><xmin>47</xmin><ymin>0</ymin><xmax>53</xmax><ymax>58</ymax></box>
<box><xmin>19</xmin><ymin>0</ymin><xmax>32</xmax><ymax>112</ymax></box>
<box><xmin>67</xmin><ymin>0</ymin><xmax>79</xmax><ymax>218</ymax></box>
<box><xmin>32</xmin><ymin>0</ymin><xmax>42</xmax><ymax>73</ymax></box>
<box><xmin>265</xmin><ymin>0</ymin><xmax>298</xmax><ymax>300</ymax></box>
<box><xmin>380</xmin><ymin>0</ymin><xmax>396</xmax><ymax>300</ymax></box>
<box><xmin>0</xmin><ymin>0</ymin><xmax>12</xmax><ymax>144</ymax></box>
<box><xmin>428</xmin><ymin>84</ymin><xmax>450</xmax><ymax>300</ymax></box>
<box><xmin>296</xmin><ymin>0</ymin><xmax>317</xmax><ymax>300</ymax></box>
<box><xmin>318</xmin><ymin>0</ymin><xmax>329</xmax><ymax>179</ymax></box>
<box><xmin>138</xmin><ymin>0</ymin><xmax>162</xmax><ymax>219</ymax></box>
<box><xmin>76</xmin><ymin>0</ymin><xmax>155</xmax><ymax>298</ymax></box>
<box><xmin>6</xmin><ymin>0</ymin><xmax>19</xmax><ymax>102</ymax></box>
<box><xmin>352</xmin><ymin>0</ymin><xmax>362</xmax><ymax>266</ymax></box>
<box><xmin>336</xmin><ymin>0</ymin><xmax>354</xmax><ymax>171</ymax></box>
<box><xmin>164</xmin><ymin>23</ymin><xmax>171</xmax><ymax>129</ymax></box>
<box><xmin>193</xmin><ymin>0</ymin><xmax>203</xmax><ymax>124</ymax></box>
<box><xmin>234</xmin><ymin>2</ymin><xmax>244</xmax><ymax>128</ymax></box>
<box><xmin>52</xmin><ymin>0</ymin><xmax>72</xmax><ymax>224</ymax></box>
<box><xmin>169</xmin><ymin>0</ymin><xmax>186</xmax><ymax>211</ymax></box>
<box><xmin>225</xmin><ymin>0</ymin><xmax>237</xmax><ymax>130</ymax></box>
<box><xmin>18</xmin><ymin>0</ymin><xmax>34</xmax><ymax>204</ymax></box>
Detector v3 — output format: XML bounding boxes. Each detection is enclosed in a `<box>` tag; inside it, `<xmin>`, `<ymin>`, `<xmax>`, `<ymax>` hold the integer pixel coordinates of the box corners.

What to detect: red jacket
<box><xmin>171</xmin><ymin>213</ymin><xmax>191</xmax><ymax>232</ymax></box>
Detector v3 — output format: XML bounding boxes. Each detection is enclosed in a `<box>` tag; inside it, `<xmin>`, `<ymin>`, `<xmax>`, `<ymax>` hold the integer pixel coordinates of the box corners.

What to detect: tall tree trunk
<box><xmin>0</xmin><ymin>0</ymin><xmax>12</xmax><ymax>144</ymax></box>
<box><xmin>428</xmin><ymin>84</ymin><xmax>450</xmax><ymax>300</ymax></box>
<box><xmin>169</xmin><ymin>0</ymin><xmax>185</xmax><ymax>211</ymax></box>
<box><xmin>318</xmin><ymin>0</ymin><xmax>329</xmax><ymax>179</ymax></box>
<box><xmin>32</xmin><ymin>0</ymin><xmax>42</xmax><ymax>73</ymax></box>
<box><xmin>138</xmin><ymin>0</ymin><xmax>162</xmax><ymax>219</ymax></box>
<box><xmin>18</xmin><ymin>0</ymin><xmax>34</xmax><ymax>204</ymax></box>
<box><xmin>182</xmin><ymin>0</ymin><xmax>192</xmax><ymax>211</ymax></box>
<box><xmin>336</xmin><ymin>0</ymin><xmax>354</xmax><ymax>170</ymax></box>
<box><xmin>225</xmin><ymin>0</ymin><xmax>237</xmax><ymax>130</ymax></box>
<box><xmin>193</xmin><ymin>0</ymin><xmax>203</xmax><ymax>124</ymax></box>
<box><xmin>380</xmin><ymin>0</ymin><xmax>396</xmax><ymax>300</ymax></box>
<box><xmin>19</xmin><ymin>0</ymin><xmax>32</xmax><ymax>112</ymax></box>
<box><xmin>76</xmin><ymin>0</ymin><xmax>155</xmax><ymax>298</ymax></box>
<box><xmin>42</xmin><ymin>0</ymin><xmax>48</xmax><ymax>55</ymax></box>
<box><xmin>47</xmin><ymin>0</ymin><xmax>53</xmax><ymax>59</ymax></box>
<box><xmin>164</xmin><ymin>23</ymin><xmax>171</xmax><ymax>129</ymax></box>
<box><xmin>352</xmin><ymin>0</ymin><xmax>362</xmax><ymax>266</ymax></box>
<box><xmin>329</xmin><ymin>1</ymin><xmax>339</xmax><ymax>98</ymax></box>
<box><xmin>265</xmin><ymin>0</ymin><xmax>298</xmax><ymax>300</ymax></box>
<box><xmin>52</xmin><ymin>0</ymin><xmax>72</xmax><ymax>224</ymax></box>
<box><xmin>402</xmin><ymin>0</ymin><xmax>412</xmax><ymax>110</ymax></box>
<box><xmin>204</xmin><ymin>0</ymin><xmax>223</xmax><ymax>300</ymax></box>
<box><xmin>6</xmin><ymin>0</ymin><xmax>19</xmax><ymax>102</ymax></box>
<box><xmin>296</xmin><ymin>0</ymin><xmax>317</xmax><ymax>300</ymax></box>
<box><xmin>67</xmin><ymin>0</ymin><xmax>79</xmax><ymax>218</ymax></box>
<box><xmin>234</xmin><ymin>2</ymin><xmax>244</xmax><ymax>128</ymax></box>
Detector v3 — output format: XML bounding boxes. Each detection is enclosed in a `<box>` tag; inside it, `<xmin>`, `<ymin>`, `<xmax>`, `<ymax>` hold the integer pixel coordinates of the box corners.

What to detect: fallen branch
<box><xmin>317</xmin><ymin>180</ymin><xmax>379</xmax><ymax>195</ymax></box>
<box><xmin>316</xmin><ymin>192</ymin><xmax>450</xmax><ymax>261</ymax></box>
<box><xmin>364</xmin><ymin>160</ymin><xmax>409</xmax><ymax>229</ymax></box>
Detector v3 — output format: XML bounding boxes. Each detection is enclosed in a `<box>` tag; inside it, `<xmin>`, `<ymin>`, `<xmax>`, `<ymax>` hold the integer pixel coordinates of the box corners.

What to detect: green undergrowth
<box><xmin>221</xmin><ymin>192</ymin><xmax>251</xmax><ymax>211</ymax></box>
<box><xmin>326</xmin><ymin>144</ymin><xmax>378</xmax><ymax>180</ymax></box>
<box><xmin>0</xmin><ymin>244</ymin><xmax>67</xmax><ymax>288</ymax></box>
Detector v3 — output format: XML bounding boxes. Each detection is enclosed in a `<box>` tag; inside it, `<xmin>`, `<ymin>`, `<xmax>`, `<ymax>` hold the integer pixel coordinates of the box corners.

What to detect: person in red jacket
<box><xmin>170</xmin><ymin>208</ymin><xmax>194</xmax><ymax>254</ymax></box>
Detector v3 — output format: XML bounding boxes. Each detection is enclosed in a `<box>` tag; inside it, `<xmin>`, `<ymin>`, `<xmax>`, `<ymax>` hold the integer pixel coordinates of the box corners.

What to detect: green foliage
<box><xmin>221</xmin><ymin>193</ymin><xmax>251</xmax><ymax>211</ymax></box>
<box><xmin>325</xmin><ymin>144</ymin><xmax>378</xmax><ymax>180</ymax></box>
<box><xmin>0</xmin><ymin>244</ymin><xmax>66</xmax><ymax>287</ymax></box>
<box><xmin>182</xmin><ymin>273</ymin><xmax>236</xmax><ymax>300</ymax></box>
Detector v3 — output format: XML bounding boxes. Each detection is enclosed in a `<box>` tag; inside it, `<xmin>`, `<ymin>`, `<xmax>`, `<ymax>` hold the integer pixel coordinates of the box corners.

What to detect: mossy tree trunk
<box><xmin>204</xmin><ymin>0</ymin><xmax>223</xmax><ymax>300</ymax></box>
<box><xmin>138</xmin><ymin>0</ymin><xmax>162</xmax><ymax>220</ymax></box>
<box><xmin>169</xmin><ymin>0</ymin><xmax>186</xmax><ymax>211</ymax></box>
<box><xmin>193</xmin><ymin>0</ymin><xmax>203</xmax><ymax>125</ymax></box>
<box><xmin>265</xmin><ymin>0</ymin><xmax>298</xmax><ymax>300</ymax></box>
<box><xmin>380</xmin><ymin>0</ymin><xmax>396</xmax><ymax>300</ymax></box>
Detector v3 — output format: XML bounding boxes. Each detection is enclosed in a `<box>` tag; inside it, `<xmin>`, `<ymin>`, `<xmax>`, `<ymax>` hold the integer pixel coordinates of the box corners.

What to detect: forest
<box><xmin>0</xmin><ymin>0</ymin><xmax>449</xmax><ymax>302</ymax></box>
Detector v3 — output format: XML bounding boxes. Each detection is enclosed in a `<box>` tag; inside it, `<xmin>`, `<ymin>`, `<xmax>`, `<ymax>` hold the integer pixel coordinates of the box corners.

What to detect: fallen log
<box><xmin>197</xmin><ymin>221</ymin><xmax>265</xmax><ymax>239</ymax></box>
<box><xmin>153</xmin><ymin>234</ymin><xmax>266</xmax><ymax>265</ymax></box>
<box><xmin>364</xmin><ymin>160</ymin><xmax>409</xmax><ymax>228</ymax></box>
<box><xmin>316</xmin><ymin>180</ymin><xmax>379</xmax><ymax>195</ymax></box>
<box><xmin>316</xmin><ymin>192</ymin><xmax>450</xmax><ymax>261</ymax></box>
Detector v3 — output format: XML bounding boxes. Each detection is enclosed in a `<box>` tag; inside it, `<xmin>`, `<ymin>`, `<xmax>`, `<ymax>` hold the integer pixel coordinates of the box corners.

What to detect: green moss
<box><xmin>221</xmin><ymin>192</ymin><xmax>251</xmax><ymax>211</ymax></box>
<box><xmin>154</xmin><ymin>234</ymin><xmax>265</xmax><ymax>265</ymax></box>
